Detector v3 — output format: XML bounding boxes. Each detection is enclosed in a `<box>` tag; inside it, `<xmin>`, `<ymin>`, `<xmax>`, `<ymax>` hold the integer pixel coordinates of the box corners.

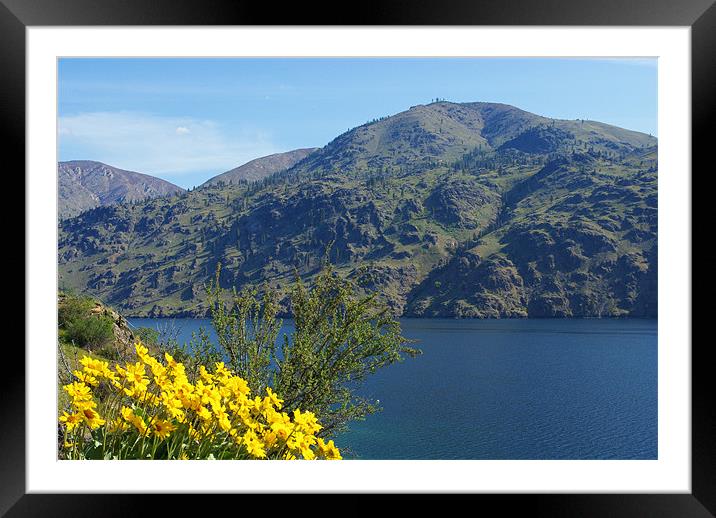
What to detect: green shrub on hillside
<box><xmin>58</xmin><ymin>294</ymin><xmax>95</xmax><ymax>328</ymax></box>
<box><xmin>59</xmin><ymin>293</ymin><xmax>115</xmax><ymax>350</ymax></box>
<box><xmin>64</xmin><ymin>314</ymin><xmax>114</xmax><ymax>350</ymax></box>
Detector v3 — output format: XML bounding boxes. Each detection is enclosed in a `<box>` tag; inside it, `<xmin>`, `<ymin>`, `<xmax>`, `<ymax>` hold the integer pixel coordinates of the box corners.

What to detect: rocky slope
<box><xmin>58</xmin><ymin>101</ymin><xmax>658</xmax><ymax>318</ymax></box>
<box><xmin>59</xmin><ymin>160</ymin><xmax>185</xmax><ymax>219</ymax></box>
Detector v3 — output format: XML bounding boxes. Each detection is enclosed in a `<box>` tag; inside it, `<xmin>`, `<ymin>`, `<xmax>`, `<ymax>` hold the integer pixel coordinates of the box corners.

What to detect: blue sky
<box><xmin>58</xmin><ymin>58</ymin><xmax>657</xmax><ymax>188</ymax></box>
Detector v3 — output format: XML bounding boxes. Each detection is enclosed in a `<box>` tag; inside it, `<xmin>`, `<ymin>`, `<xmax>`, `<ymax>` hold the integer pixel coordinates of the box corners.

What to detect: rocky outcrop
<box><xmin>499</xmin><ymin>125</ymin><xmax>575</xmax><ymax>154</ymax></box>
<box><xmin>425</xmin><ymin>179</ymin><xmax>500</xmax><ymax>229</ymax></box>
<box><xmin>406</xmin><ymin>253</ymin><xmax>528</xmax><ymax>318</ymax></box>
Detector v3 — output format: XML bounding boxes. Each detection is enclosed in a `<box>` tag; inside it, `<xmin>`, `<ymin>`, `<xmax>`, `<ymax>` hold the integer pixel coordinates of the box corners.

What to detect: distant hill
<box><xmin>58</xmin><ymin>160</ymin><xmax>185</xmax><ymax>219</ymax></box>
<box><xmin>58</xmin><ymin>101</ymin><xmax>657</xmax><ymax>318</ymax></box>
<box><xmin>200</xmin><ymin>148</ymin><xmax>318</xmax><ymax>187</ymax></box>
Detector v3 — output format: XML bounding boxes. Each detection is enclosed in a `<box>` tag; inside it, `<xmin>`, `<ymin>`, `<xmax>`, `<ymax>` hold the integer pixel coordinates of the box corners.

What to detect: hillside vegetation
<box><xmin>58</xmin><ymin>101</ymin><xmax>657</xmax><ymax>318</ymax></box>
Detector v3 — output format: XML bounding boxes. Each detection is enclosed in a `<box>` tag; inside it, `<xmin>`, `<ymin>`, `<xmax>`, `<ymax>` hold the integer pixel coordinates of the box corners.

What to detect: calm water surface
<box><xmin>128</xmin><ymin>317</ymin><xmax>657</xmax><ymax>460</ymax></box>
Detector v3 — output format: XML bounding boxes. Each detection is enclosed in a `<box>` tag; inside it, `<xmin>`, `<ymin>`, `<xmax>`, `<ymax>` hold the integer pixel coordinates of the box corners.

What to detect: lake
<box><xmin>127</xmin><ymin>317</ymin><xmax>657</xmax><ymax>460</ymax></box>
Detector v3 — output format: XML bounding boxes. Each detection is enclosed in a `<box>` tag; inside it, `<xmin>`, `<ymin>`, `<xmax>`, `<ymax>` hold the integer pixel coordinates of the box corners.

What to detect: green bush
<box><xmin>206</xmin><ymin>262</ymin><xmax>421</xmax><ymax>437</ymax></box>
<box><xmin>64</xmin><ymin>314</ymin><xmax>114</xmax><ymax>349</ymax></box>
<box><xmin>58</xmin><ymin>294</ymin><xmax>94</xmax><ymax>328</ymax></box>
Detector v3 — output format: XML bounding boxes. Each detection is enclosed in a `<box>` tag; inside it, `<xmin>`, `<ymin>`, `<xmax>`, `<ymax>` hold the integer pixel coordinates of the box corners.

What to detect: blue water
<box><xmin>127</xmin><ymin>317</ymin><xmax>657</xmax><ymax>460</ymax></box>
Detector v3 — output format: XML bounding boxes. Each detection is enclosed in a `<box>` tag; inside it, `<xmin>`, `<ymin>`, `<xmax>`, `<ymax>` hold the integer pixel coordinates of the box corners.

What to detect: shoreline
<box><xmin>126</xmin><ymin>314</ymin><xmax>659</xmax><ymax>321</ymax></box>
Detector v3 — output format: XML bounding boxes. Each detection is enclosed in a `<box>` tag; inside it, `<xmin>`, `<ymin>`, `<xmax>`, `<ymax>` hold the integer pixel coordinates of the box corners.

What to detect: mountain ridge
<box><xmin>58</xmin><ymin>101</ymin><xmax>657</xmax><ymax>318</ymax></box>
<box><xmin>58</xmin><ymin>160</ymin><xmax>185</xmax><ymax>219</ymax></box>
<box><xmin>200</xmin><ymin>148</ymin><xmax>319</xmax><ymax>187</ymax></box>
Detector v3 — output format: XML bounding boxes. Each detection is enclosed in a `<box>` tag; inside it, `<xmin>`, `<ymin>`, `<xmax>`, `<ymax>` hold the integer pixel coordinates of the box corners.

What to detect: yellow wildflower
<box><xmin>77</xmin><ymin>355</ymin><xmax>116</xmax><ymax>382</ymax></box>
<box><xmin>316</xmin><ymin>438</ymin><xmax>342</xmax><ymax>460</ymax></box>
<box><xmin>242</xmin><ymin>430</ymin><xmax>267</xmax><ymax>459</ymax></box>
<box><xmin>135</xmin><ymin>342</ymin><xmax>149</xmax><ymax>359</ymax></box>
<box><xmin>287</xmin><ymin>430</ymin><xmax>305</xmax><ymax>451</ymax></box>
<box><xmin>325</xmin><ymin>443</ymin><xmax>342</xmax><ymax>460</ymax></box>
<box><xmin>103</xmin><ymin>369</ymin><xmax>118</xmax><ymax>384</ymax></box>
<box><xmin>63</xmin><ymin>381</ymin><xmax>92</xmax><ymax>401</ymax></box>
<box><xmin>120</xmin><ymin>406</ymin><xmax>148</xmax><ymax>435</ymax></box>
<box><xmin>72</xmin><ymin>369</ymin><xmax>99</xmax><ymax>387</ymax></box>
<box><xmin>115</xmin><ymin>363</ymin><xmax>127</xmax><ymax>379</ymax></box>
<box><xmin>289</xmin><ymin>429</ymin><xmax>317</xmax><ymax>459</ymax></box>
<box><xmin>218</xmin><ymin>415</ymin><xmax>232</xmax><ymax>433</ymax></box>
<box><xmin>265</xmin><ymin>387</ymin><xmax>283</xmax><ymax>409</ymax></box>
<box><xmin>80</xmin><ymin>406</ymin><xmax>106</xmax><ymax>430</ymax></box>
<box><xmin>326</xmin><ymin>441</ymin><xmax>342</xmax><ymax>460</ymax></box>
<box><xmin>214</xmin><ymin>362</ymin><xmax>230</xmax><ymax>379</ymax></box>
<box><xmin>123</xmin><ymin>380</ymin><xmax>149</xmax><ymax>399</ymax></box>
<box><xmin>270</xmin><ymin>420</ymin><xmax>294</xmax><ymax>441</ymax></box>
<box><xmin>195</xmin><ymin>380</ymin><xmax>218</xmax><ymax>406</ymax></box>
<box><xmin>294</xmin><ymin>409</ymin><xmax>322</xmax><ymax>434</ymax></box>
<box><xmin>164</xmin><ymin>352</ymin><xmax>177</xmax><ymax>368</ymax></box>
<box><xmin>245</xmin><ymin>440</ymin><xmax>267</xmax><ymax>458</ymax></box>
<box><xmin>125</xmin><ymin>362</ymin><xmax>147</xmax><ymax>385</ymax></box>
<box><xmin>152</xmin><ymin>419</ymin><xmax>177</xmax><ymax>439</ymax></box>
<box><xmin>262</xmin><ymin>430</ymin><xmax>278</xmax><ymax>447</ymax></box>
<box><xmin>199</xmin><ymin>365</ymin><xmax>214</xmax><ymax>383</ymax></box>
<box><xmin>301</xmin><ymin>446</ymin><xmax>316</xmax><ymax>460</ymax></box>
<box><xmin>198</xmin><ymin>406</ymin><xmax>213</xmax><ymax>421</ymax></box>
<box><xmin>59</xmin><ymin>411</ymin><xmax>83</xmax><ymax>432</ymax></box>
<box><xmin>79</xmin><ymin>356</ymin><xmax>111</xmax><ymax>378</ymax></box>
<box><xmin>172</xmin><ymin>363</ymin><xmax>188</xmax><ymax>382</ymax></box>
<box><xmin>222</xmin><ymin>376</ymin><xmax>250</xmax><ymax>399</ymax></box>
<box><xmin>71</xmin><ymin>398</ymin><xmax>97</xmax><ymax>412</ymax></box>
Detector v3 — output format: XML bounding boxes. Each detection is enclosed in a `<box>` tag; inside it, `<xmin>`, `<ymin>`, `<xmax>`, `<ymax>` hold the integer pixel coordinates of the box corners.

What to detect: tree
<box><xmin>205</xmin><ymin>262</ymin><xmax>420</xmax><ymax>437</ymax></box>
<box><xmin>206</xmin><ymin>265</ymin><xmax>281</xmax><ymax>395</ymax></box>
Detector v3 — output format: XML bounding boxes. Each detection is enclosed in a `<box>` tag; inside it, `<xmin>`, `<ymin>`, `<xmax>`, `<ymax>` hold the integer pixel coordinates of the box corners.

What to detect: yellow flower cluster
<box><xmin>59</xmin><ymin>380</ymin><xmax>106</xmax><ymax>431</ymax></box>
<box><xmin>59</xmin><ymin>342</ymin><xmax>341</xmax><ymax>460</ymax></box>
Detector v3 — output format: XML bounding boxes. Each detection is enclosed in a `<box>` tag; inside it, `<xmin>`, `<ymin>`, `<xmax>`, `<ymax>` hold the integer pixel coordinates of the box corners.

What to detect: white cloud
<box><xmin>58</xmin><ymin>111</ymin><xmax>278</xmax><ymax>177</ymax></box>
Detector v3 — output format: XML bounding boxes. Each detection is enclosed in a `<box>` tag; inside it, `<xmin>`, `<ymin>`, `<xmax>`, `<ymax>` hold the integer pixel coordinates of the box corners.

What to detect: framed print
<box><xmin>5</xmin><ymin>0</ymin><xmax>710</xmax><ymax>513</ymax></box>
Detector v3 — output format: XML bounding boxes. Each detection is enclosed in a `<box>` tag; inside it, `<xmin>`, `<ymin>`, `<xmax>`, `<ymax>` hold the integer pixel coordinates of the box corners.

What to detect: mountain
<box><xmin>285</xmin><ymin>102</ymin><xmax>653</xmax><ymax>178</ymax></box>
<box><xmin>200</xmin><ymin>148</ymin><xmax>318</xmax><ymax>187</ymax></box>
<box><xmin>58</xmin><ymin>101</ymin><xmax>657</xmax><ymax>318</ymax></box>
<box><xmin>58</xmin><ymin>160</ymin><xmax>185</xmax><ymax>219</ymax></box>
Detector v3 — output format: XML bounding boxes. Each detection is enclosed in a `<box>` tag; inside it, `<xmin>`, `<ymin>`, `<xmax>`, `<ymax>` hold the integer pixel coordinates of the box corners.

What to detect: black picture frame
<box><xmin>5</xmin><ymin>0</ymin><xmax>708</xmax><ymax>513</ymax></box>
